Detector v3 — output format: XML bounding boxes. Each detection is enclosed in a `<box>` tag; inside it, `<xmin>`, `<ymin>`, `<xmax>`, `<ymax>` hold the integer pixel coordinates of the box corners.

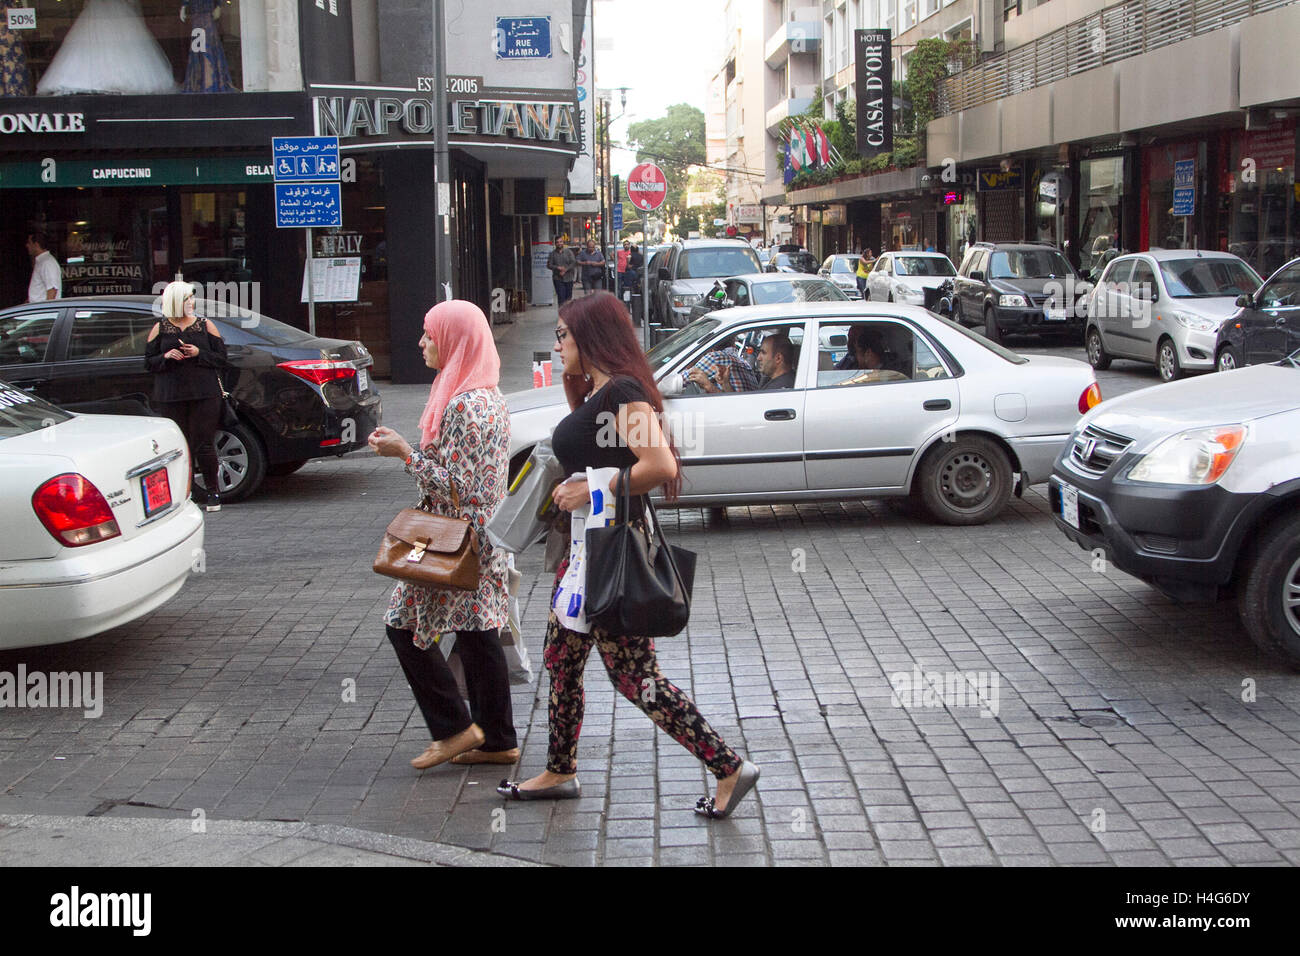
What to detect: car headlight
<box><xmin>895</xmin><ymin>284</ymin><xmax>922</xmax><ymax>300</ymax></box>
<box><xmin>672</xmin><ymin>293</ymin><xmax>702</xmax><ymax>309</ymax></box>
<box><xmin>1126</xmin><ymin>424</ymin><xmax>1247</xmax><ymax>485</ymax></box>
<box><xmin>999</xmin><ymin>294</ymin><xmax>1029</xmax><ymax>307</ymax></box>
<box><xmin>1167</xmin><ymin>311</ymin><xmax>1217</xmax><ymax>332</ymax></box>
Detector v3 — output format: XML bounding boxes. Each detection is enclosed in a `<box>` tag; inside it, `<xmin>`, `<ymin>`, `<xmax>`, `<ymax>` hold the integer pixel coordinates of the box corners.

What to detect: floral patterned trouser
<box><xmin>543</xmin><ymin>610</ymin><xmax>743</xmax><ymax>779</ymax></box>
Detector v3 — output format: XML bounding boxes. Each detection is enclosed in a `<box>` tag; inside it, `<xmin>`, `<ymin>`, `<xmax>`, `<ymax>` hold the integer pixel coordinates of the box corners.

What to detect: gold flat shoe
<box><xmin>411</xmin><ymin>724</ymin><xmax>485</xmax><ymax>770</ymax></box>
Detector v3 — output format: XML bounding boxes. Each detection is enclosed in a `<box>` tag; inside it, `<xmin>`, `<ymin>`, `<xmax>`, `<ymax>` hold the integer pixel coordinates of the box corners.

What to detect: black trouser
<box><xmin>155</xmin><ymin>397</ymin><xmax>221</xmax><ymax>494</ymax></box>
<box><xmin>385</xmin><ymin>626</ymin><xmax>518</xmax><ymax>751</ymax></box>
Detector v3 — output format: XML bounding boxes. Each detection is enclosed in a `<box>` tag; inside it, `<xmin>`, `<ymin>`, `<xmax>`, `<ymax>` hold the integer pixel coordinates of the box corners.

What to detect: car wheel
<box><xmin>266</xmin><ymin>459</ymin><xmax>309</xmax><ymax>478</ymax></box>
<box><xmin>1157</xmin><ymin>337</ymin><xmax>1184</xmax><ymax>382</ymax></box>
<box><xmin>1086</xmin><ymin>327</ymin><xmax>1111</xmax><ymax>370</ymax></box>
<box><xmin>1216</xmin><ymin>345</ymin><xmax>1241</xmax><ymax>372</ymax></box>
<box><xmin>983</xmin><ymin>307</ymin><xmax>1001</xmax><ymax>344</ymax></box>
<box><xmin>917</xmin><ymin>435</ymin><xmax>1014</xmax><ymax>526</ymax></box>
<box><xmin>196</xmin><ymin>422</ymin><xmax>267</xmax><ymax>502</ymax></box>
<box><xmin>1239</xmin><ymin>512</ymin><xmax>1300</xmax><ymax>667</ymax></box>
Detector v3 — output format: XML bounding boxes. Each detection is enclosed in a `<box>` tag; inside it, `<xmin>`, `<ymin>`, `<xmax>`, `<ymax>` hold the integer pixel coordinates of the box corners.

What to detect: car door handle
<box><xmin>923</xmin><ymin>399</ymin><xmax>951</xmax><ymax>411</ymax></box>
<box><xmin>765</xmin><ymin>409</ymin><xmax>796</xmax><ymax>421</ymax></box>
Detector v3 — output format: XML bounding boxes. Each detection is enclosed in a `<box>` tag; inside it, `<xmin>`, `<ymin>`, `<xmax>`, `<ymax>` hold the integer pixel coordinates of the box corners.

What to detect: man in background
<box><xmin>26</xmin><ymin>233</ymin><xmax>61</xmax><ymax>302</ymax></box>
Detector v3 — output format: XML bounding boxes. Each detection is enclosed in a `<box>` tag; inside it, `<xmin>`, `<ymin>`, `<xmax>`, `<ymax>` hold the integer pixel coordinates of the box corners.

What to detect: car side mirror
<box><xmin>969</xmin><ymin>270</ymin><xmax>984</xmax><ymax>282</ymax></box>
<box><xmin>1236</xmin><ymin>293</ymin><xmax>1254</xmax><ymax>309</ymax></box>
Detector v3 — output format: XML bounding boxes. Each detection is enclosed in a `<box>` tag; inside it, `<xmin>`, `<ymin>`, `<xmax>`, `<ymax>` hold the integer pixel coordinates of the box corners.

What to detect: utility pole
<box><xmin>432</xmin><ymin>0</ymin><xmax>453</xmax><ymax>300</ymax></box>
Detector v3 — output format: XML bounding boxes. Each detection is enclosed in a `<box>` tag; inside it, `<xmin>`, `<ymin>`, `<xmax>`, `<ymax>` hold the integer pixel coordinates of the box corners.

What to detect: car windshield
<box><xmin>775</xmin><ymin>252</ymin><xmax>819</xmax><ymax>273</ymax></box>
<box><xmin>646</xmin><ymin>317</ymin><xmax>723</xmax><ymax>374</ymax></box>
<box><xmin>1159</xmin><ymin>259</ymin><xmax>1261</xmax><ymax>298</ymax></box>
<box><xmin>830</xmin><ymin>257</ymin><xmax>859</xmax><ymax>274</ymax></box>
<box><xmin>201</xmin><ymin>302</ymin><xmax>317</xmax><ymax>345</ymax></box>
<box><xmin>989</xmin><ymin>250</ymin><xmax>1072</xmax><ymax>279</ymax></box>
<box><xmin>0</xmin><ymin>381</ymin><xmax>72</xmax><ymax>440</ymax></box>
<box><xmin>927</xmin><ymin>314</ymin><xmax>1029</xmax><ymax>364</ymax></box>
<box><xmin>895</xmin><ymin>256</ymin><xmax>955</xmax><ymax>277</ymax></box>
<box><xmin>678</xmin><ymin>248</ymin><xmax>761</xmax><ymax>278</ymax></box>
<box><xmin>750</xmin><ymin>279</ymin><xmax>849</xmax><ymax>304</ymax></box>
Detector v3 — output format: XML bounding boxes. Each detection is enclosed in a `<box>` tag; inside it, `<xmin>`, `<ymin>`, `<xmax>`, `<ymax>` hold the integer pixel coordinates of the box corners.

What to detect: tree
<box><xmin>627</xmin><ymin>104</ymin><xmax>706</xmax><ymax>233</ymax></box>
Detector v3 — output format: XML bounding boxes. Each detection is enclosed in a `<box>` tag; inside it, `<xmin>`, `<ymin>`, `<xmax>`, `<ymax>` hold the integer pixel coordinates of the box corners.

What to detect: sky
<box><xmin>592</xmin><ymin>0</ymin><xmax>726</xmax><ymax>179</ymax></box>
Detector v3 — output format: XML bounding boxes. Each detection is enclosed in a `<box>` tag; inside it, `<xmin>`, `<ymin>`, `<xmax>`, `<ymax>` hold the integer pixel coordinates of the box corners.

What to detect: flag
<box><xmin>805</xmin><ymin>128</ymin><xmax>818</xmax><ymax>169</ymax></box>
<box><xmin>788</xmin><ymin>130</ymin><xmax>803</xmax><ymax>173</ymax></box>
<box><xmin>783</xmin><ymin>138</ymin><xmax>795</xmax><ymax>184</ymax></box>
<box><xmin>817</xmin><ymin>127</ymin><xmax>831</xmax><ymax>166</ymax></box>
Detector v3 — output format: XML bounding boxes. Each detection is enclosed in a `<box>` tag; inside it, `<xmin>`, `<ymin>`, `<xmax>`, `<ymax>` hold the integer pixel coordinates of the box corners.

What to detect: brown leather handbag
<box><xmin>373</xmin><ymin>479</ymin><xmax>480</xmax><ymax>591</ymax></box>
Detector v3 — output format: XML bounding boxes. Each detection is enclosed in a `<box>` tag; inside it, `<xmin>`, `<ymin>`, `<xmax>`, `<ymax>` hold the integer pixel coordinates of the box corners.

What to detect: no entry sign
<box><xmin>627</xmin><ymin>162</ymin><xmax>667</xmax><ymax>212</ymax></box>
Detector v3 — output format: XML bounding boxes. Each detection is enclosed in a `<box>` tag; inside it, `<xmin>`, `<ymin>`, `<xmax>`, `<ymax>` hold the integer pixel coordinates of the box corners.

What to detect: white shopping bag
<box><xmin>551</xmin><ymin>467</ymin><xmax>620</xmax><ymax>633</ymax></box>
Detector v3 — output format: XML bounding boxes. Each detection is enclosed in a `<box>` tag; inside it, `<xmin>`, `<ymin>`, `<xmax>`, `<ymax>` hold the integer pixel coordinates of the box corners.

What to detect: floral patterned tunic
<box><xmin>384</xmin><ymin>387</ymin><xmax>510</xmax><ymax>649</ymax></box>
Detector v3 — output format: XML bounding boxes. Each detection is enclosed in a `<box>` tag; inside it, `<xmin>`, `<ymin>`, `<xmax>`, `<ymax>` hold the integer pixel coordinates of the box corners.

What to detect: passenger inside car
<box><xmin>758</xmin><ymin>333</ymin><xmax>796</xmax><ymax>389</ymax></box>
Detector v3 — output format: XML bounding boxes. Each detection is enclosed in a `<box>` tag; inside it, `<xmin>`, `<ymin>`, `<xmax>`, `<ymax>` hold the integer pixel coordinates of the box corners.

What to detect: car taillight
<box><xmin>278</xmin><ymin>360</ymin><xmax>357</xmax><ymax>385</ymax></box>
<box><xmin>1078</xmin><ymin>382</ymin><xmax>1102</xmax><ymax>414</ymax></box>
<box><xmin>32</xmin><ymin>474</ymin><xmax>121</xmax><ymax>547</ymax></box>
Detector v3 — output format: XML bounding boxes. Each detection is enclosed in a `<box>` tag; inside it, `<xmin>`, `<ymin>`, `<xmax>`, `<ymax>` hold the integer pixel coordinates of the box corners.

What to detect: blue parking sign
<box><xmin>612</xmin><ymin>202</ymin><xmax>623</xmax><ymax>232</ymax></box>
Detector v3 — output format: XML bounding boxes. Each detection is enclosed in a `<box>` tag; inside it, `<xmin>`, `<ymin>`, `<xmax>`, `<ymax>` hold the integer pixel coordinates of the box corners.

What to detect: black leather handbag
<box><xmin>585</xmin><ymin>468</ymin><xmax>696</xmax><ymax>637</ymax></box>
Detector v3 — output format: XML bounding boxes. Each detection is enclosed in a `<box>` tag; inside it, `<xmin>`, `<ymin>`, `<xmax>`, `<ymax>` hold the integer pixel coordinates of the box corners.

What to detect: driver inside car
<box><xmin>835</xmin><ymin>328</ymin><xmax>909</xmax><ymax>385</ymax></box>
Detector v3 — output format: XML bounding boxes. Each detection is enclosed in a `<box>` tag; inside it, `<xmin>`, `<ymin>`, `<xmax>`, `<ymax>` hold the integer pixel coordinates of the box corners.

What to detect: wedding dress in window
<box><xmin>36</xmin><ymin>0</ymin><xmax>177</xmax><ymax>96</ymax></box>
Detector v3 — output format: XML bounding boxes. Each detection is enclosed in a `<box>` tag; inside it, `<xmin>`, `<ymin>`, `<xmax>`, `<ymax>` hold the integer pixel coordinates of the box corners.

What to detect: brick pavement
<box><xmin>1</xmin><ymin>303</ymin><xmax>1298</xmax><ymax>867</ymax></box>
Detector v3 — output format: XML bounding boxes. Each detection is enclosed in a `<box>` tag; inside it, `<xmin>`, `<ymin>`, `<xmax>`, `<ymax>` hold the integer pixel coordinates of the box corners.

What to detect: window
<box><xmin>814</xmin><ymin>321</ymin><xmax>950</xmax><ymax>386</ymax></box>
<box><xmin>988</xmin><ymin>250</ymin><xmax>1072</xmax><ymax>279</ymax></box>
<box><xmin>66</xmin><ymin>309</ymin><xmax>157</xmax><ymax>361</ymax></box>
<box><xmin>1260</xmin><ymin>264</ymin><xmax>1300</xmax><ymax>309</ymax></box>
<box><xmin>1128</xmin><ymin>260</ymin><xmax>1158</xmax><ymax>301</ymax></box>
<box><xmin>0</xmin><ymin>386</ymin><xmax>71</xmax><ymax>440</ymax></box>
<box><xmin>1003</xmin><ymin>0</ymin><xmax>1021</xmax><ymax>21</ymax></box>
<box><xmin>1159</xmin><ymin>259</ymin><xmax>1261</xmax><ymax>298</ymax></box>
<box><xmin>678</xmin><ymin>248</ymin><xmax>762</xmax><ymax>279</ymax></box>
<box><xmin>0</xmin><ymin>311</ymin><xmax>60</xmax><ymax>366</ymax></box>
<box><xmin>679</xmin><ymin>322</ymin><xmax>804</xmax><ymax>394</ymax></box>
<box><xmin>895</xmin><ymin>255</ymin><xmax>956</xmax><ymax>277</ymax></box>
<box><xmin>750</xmin><ymin>278</ymin><xmax>846</xmax><ymax>304</ymax></box>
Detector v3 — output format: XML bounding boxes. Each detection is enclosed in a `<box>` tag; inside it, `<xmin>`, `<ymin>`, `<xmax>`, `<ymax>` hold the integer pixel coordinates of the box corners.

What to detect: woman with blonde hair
<box><xmin>145</xmin><ymin>279</ymin><xmax>226</xmax><ymax>511</ymax></box>
<box><xmin>367</xmin><ymin>301</ymin><xmax>519</xmax><ymax>770</ymax></box>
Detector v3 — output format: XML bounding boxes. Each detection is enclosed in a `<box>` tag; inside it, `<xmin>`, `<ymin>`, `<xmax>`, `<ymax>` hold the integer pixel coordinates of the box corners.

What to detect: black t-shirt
<box><xmin>145</xmin><ymin>317</ymin><xmax>228</xmax><ymax>403</ymax></box>
<box><xmin>551</xmin><ymin>376</ymin><xmax>650</xmax><ymax>516</ymax></box>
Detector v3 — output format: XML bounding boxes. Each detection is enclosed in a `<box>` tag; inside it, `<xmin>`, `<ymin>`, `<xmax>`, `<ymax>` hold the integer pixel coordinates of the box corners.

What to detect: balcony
<box><xmin>766</xmin><ymin>85</ymin><xmax>820</xmax><ymax>133</ymax></box>
<box><xmin>765</xmin><ymin>12</ymin><xmax>823</xmax><ymax>67</ymax></box>
<box><xmin>938</xmin><ymin>0</ymin><xmax>1299</xmax><ymax>115</ymax></box>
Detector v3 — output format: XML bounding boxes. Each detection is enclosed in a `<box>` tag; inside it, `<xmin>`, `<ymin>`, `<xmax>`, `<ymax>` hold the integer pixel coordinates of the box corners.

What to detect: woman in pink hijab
<box><xmin>368</xmin><ymin>300</ymin><xmax>518</xmax><ymax>770</ymax></box>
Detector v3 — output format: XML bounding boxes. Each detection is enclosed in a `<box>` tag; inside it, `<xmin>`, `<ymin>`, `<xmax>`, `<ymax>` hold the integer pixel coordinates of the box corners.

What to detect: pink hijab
<box><xmin>418</xmin><ymin>300</ymin><xmax>500</xmax><ymax>448</ymax></box>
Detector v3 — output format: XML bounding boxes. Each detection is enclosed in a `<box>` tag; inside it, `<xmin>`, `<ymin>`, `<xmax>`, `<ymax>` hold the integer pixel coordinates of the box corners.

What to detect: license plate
<box><xmin>141</xmin><ymin>467</ymin><xmax>172</xmax><ymax>517</ymax></box>
<box><xmin>1059</xmin><ymin>481</ymin><xmax>1079</xmax><ymax>529</ymax></box>
<box><xmin>356</xmin><ymin>368</ymin><xmax>369</xmax><ymax>393</ymax></box>
<box><xmin>1044</xmin><ymin>306</ymin><xmax>1068</xmax><ymax>321</ymax></box>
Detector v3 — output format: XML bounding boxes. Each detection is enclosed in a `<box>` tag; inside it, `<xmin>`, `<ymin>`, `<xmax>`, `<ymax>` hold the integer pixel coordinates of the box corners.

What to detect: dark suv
<box><xmin>954</xmin><ymin>242</ymin><xmax>1084</xmax><ymax>343</ymax></box>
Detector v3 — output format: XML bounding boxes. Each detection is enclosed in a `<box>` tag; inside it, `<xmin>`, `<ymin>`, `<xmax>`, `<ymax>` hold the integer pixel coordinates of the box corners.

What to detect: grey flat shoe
<box><xmin>695</xmin><ymin>761</ymin><xmax>760</xmax><ymax>819</ymax></box>
<box><xmin>497</xmin><ymin>778</ymin><xmax>581</xmax><ymax>801</ymax></box>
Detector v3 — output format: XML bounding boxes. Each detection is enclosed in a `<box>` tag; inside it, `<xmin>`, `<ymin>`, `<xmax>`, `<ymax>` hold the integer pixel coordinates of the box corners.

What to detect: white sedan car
<box><xmin>867</xmin><ymin>251</ymin><xmax>957</xmax><ymax>305</ymax></box>
<box><xmin>507</xmin><ymin>303</ymin><xmax>1101</xmax><ymax>524</ymax></box>
<box><xmin>0</xmin><ymin>382</ymin><xmax>204</xmax><ymax>649</ymax></box>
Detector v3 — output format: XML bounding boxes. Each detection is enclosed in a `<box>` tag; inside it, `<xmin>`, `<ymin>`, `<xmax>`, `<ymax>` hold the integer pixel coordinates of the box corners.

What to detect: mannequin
<box><xmin>36</xmin><ymin>0</ymin><xmax>176</xmax><ymax>96</ymax></box>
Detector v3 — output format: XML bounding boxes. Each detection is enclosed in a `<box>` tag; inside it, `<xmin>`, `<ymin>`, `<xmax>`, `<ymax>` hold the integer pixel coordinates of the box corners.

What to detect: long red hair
<box><xmin>559</xmin><ymin>292</ymin><xmax>682</xmax><ymax>501</ymax></box>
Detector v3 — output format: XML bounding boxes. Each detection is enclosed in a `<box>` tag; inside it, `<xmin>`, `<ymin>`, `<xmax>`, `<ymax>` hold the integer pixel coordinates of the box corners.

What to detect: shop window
<box><xmin>9</xmin><ymin>0</ymin><xmax>256</xmax><ymax>98</ymax></box>
<box><xmin>55</xmin><ymin>189</ymin><xmax>171</xmax><ymax>295</ymax></box>
<box><xmin>1229</xmin><ymin>124</ymin><xmax>1297</xmax><ymax>279</ymax></box>
<box><xmin>181</xmin><ymin>191</ymin><xmax>251</xmax><ymax>283</ymax></box>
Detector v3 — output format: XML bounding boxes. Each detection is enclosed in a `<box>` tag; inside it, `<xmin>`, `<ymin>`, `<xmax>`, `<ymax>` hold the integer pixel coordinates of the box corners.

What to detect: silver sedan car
<box><xmin>506</xmin><ymin>303</ymin><xmax>1101</xmax><ymax>524</ymax></box>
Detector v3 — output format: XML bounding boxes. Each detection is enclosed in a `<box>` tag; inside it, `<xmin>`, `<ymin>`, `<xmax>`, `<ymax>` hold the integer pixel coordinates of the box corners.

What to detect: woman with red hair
<box><xmin>497</xmin><ymin>292</ymin><xmax>759</xmax><ymax>819</ymax></box>
<box><xmin>368</xmin><ymin>300</ymin><xmax>519</xmax><ymax>771</ymax></box>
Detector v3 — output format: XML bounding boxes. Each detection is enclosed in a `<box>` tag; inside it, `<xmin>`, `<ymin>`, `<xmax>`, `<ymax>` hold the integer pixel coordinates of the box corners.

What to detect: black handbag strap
<box><xmin>613</xmin><ymin>466</ymin><xmax>681</xmax><ymax>577</ymax></box>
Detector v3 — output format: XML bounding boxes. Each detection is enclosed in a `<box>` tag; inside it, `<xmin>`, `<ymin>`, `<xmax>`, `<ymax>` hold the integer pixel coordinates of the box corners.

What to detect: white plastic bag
<box><xmin>551</xmin><ymin>467</ymin><xmax>620</xmax><ymax>633</ymax></box>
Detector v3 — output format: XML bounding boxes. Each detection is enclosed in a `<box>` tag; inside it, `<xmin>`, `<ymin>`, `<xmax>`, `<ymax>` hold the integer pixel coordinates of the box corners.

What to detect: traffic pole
<box><xmin>642</xmin><ymin>214</ymin><xmax>649</xmax><ymax>352</ymax></box>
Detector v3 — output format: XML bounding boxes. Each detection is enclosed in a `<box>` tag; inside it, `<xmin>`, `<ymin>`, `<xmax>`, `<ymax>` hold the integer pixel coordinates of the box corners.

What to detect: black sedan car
<box><xmin>0</xmin><ymin>296</ymin><xmax>382</xmax><ymax>501</ymax></box>
<box><xmin>1215</xmin><ymin>257</ymin><xmax>1300</xmax><ymax>371</ymax></box>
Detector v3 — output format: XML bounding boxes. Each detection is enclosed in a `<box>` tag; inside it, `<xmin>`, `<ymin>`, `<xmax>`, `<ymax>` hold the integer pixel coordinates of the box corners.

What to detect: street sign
<box><xmin>611</xmin><ymin>202</ymin><xmax>623</xmax><ymax>232</ymax></box>
<box><xmin>547</xmin><ymin>195</ymin><xmax>565</xmax><ymax>216</ymax></box>
<box><xmin>627</xmin><ymin>162</ymin><xmax>668</xmax><ymax>212</ymax></box>
<box><xmin>1173</xmin><ymin>159</ymin><xmax>1195</xmax><ymax>216</ymax></box>
<box><xmin>275</xmin><ymin>183</ymin><xmax>342</xmax><ymax>228</ymax></box>
<box><xmin>495</xmin><ymin>16</ymin><xmax>552</xmax><ymax>59</ymax></box>
<box><xmin>271</xmin><ymin>136</ymin><xmax>340</xmax><ymax>182</ymax></box>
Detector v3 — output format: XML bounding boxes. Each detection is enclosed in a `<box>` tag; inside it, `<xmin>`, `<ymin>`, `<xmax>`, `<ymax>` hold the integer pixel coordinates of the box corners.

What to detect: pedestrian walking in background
<box><xmin>856</xmin><ymin>248</ymin><xmax>874</xmax><ymax>296</ymax></box>
<box><xmin>497</xmin><ymin>292</ymin><xmax>760</xmax><ymax>819</ymax></box>
<box><xmin>547</xmin><ymin>239</ymin><xmax>576</xmax><ymax>306</ymax></box>
<box><xmin>26</xmin><ymin>232</ymin><xmax>61</xmax><ymax>302</ymax></box>
<box><xmin>576</xmin><ymin>238</ymin><xmax>605</xmax><ymax>296</ymax></box>
<box><xmin>145</xmin><ymin>279</ymin><xmax>226</xmax><ymax>512</ymax></box>
<box><xmin>368</xmin><ymin>300</ymin><xmax>519</xmax><ymax>770</ymax></box>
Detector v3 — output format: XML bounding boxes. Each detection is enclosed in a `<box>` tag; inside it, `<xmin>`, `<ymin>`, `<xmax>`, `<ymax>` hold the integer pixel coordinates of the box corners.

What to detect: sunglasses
<box><xmin>554</xmin><ymin>328</ymin><xmax>569</xmax><ymax>343</ymax></box>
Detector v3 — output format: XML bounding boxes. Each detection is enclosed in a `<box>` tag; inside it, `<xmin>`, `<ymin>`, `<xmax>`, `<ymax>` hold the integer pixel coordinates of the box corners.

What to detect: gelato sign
<box><xmin>314</xmin><ymin>94</ymin><xmax>578</xmax><ymax>146</ymax></box>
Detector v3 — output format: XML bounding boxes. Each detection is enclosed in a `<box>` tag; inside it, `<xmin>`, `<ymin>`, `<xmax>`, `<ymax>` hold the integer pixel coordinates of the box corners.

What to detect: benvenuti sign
<box><xmin>855</xmin><ymin>29</ymin><xmax>892</xmax><ymax>159</ymax></box>
<box><xmin>314</xmin><ymin>92</ymin><xmax>579</xmax><ymax>146</ymax></box>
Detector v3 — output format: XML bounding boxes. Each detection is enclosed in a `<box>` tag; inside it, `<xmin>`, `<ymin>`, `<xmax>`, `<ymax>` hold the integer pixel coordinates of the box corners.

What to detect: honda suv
<box><xmin>1049</xmin><ymin>351</ymin><xmax>1300</xmax><ymax>665</ymax></box>
<box><xmin>954</xmin><ymin>242</ymin><xmax>1085</xmax><ymax>343</ymax></box>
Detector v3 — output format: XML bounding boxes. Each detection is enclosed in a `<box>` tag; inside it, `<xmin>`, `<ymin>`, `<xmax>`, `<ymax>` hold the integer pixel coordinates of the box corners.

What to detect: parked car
<box><xmin>0</xmin><ymin>295</ymin><xmax>382</xmax><ymax>503</ymax></box>
<box><xmin>506</xmin><ymin>302</ymin><xmax>1101</xmax><ymax>524</ymax></box>
<box><xmin>1215</xmin><ymin>256</ymin><xmax>1300</xmax><ymax>371</ymax></box>
<box><xmin>0</xmin><ymin>381</ymin><xmax>204</xmax><ymax>649</ymax></box>
<box><xmin>1085</xmin><ymin>249</ymin><xmax>1261</xmax><ymax>382</ymax></box>
<box><xmin>819</xmin><ymin>254</ymin><xmax>864</xmax><ymax>299</ymax></box>
<box><xmin>866</xmin><ymin>251</ymin><xmax>957</xmax><ymax>305</ymax></box>
<box><xmin>1048</xmin><ymin>351</ymin><xmax>1300</xmax><ymax>664</ymax></box>
<box><xmin>651</xmin><ymin>239</ymin><xmax>764</xmax><ymax>328</ymax></box>
<box><xmin>953</xmin><ymin>241</ymin><xmax>1085</xmax><ymax>343</ymax></box>
<box><xmin>766</xmin><ymin>250</ymin><xmax>820</xmax><ymax>275</ymax></box>
<box><xmin>686</xmin><ymin>273</ymin><xmax>849</xmax><ymax>322</ymax></box>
